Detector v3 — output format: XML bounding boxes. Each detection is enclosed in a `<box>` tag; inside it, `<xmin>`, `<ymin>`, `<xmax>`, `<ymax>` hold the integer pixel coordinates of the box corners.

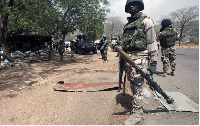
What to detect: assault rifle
<box><xmin>115</xmin><ymin>47</ymin><xmax>174</xmax><ymax>104</ymax></box>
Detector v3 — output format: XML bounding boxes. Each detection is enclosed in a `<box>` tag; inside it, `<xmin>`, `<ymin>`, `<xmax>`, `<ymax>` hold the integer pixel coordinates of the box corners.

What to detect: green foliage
<box><xmin>1</xmin><ymin>0</ymin><xmax>109</xmax><ymax>40</ymax></box>
<box><xmin>7</xmin><ymin>0</ymin><xmax>59</xmax><ymax>35</ymax></box>
<box><xmin>78</xmin><ymin>0</ymin><xmax>109</xmax><ymax>40</ymax></box>
<box><xmin>188</xmin><ymin>37</ymin><xmax>199</xmax><ymax>45</ymax></box>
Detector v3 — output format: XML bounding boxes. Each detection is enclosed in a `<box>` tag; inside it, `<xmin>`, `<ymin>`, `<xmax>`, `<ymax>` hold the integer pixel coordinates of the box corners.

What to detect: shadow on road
<box><xmin>143</xmin><ymin>108</ymin><xmax>169</xmax><ymax>114</ymax></box>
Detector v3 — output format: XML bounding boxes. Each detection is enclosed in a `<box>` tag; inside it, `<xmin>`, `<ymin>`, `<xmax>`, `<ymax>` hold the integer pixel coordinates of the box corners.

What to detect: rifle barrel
<box><xmin>115</xmin><ymin>47</ymin><xmax>174</xmax><ymax>104</ymax></box>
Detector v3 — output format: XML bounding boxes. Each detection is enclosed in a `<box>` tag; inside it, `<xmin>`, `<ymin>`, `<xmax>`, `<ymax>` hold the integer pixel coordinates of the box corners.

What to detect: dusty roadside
<box><xmin>0</xmin><ymin>48</ymin><xmax>133</xmax><ymax>125</ymax></box>
<box><xmin>0</xmin><ymin>46</ymin><xmax>198</xmax><ymax>125</ymax></box>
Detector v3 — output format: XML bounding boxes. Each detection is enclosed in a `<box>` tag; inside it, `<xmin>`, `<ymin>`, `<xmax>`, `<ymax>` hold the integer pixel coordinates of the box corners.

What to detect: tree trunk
<box><xmin>62</xmin><ymin>33</ymin><xmax>66</xmax><ymax>42</ymax></box>
<box><xmin>0</xmin><ymin>0</ymin><xmax>15</xmax><ymax>62</ymax></box>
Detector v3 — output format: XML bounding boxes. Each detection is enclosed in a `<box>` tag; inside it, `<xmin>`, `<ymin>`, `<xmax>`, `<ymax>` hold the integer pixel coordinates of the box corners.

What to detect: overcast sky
<box><xmin>107</xmin><ymin>0</ymin><xmax>199</xmax><ymax>24</ymax></box>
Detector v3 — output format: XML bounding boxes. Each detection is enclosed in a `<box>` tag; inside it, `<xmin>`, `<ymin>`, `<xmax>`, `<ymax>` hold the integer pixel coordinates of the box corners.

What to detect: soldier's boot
<box><xmin>163</xmin><ymin>72</ymin><xmax>168</xmax><ymax>77</ymax></box>
<box><xmin>171</xmin><ymin>70</ymin><xmax>175</xmax><ymax>76</ymax></box>
<box><xmin>124</xmin><ymin>108</ymin><xmax>143</xmax><ymax>125</ymax></box>
<box><xmin>116</xmin><ymin>52</ymin><xmax>119</xmax><ymax>57</ymax></box>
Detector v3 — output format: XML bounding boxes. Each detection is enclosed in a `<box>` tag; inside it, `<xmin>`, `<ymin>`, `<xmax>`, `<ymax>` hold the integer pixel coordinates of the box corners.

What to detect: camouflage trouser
<box><xmin>58</xmin><ymin>50</ymin><xmax>64</xmax><ymax>61</ymax></box>
<box><xmin>71</xmin><ymin>50</ymin><xmax>75</xmax><ymax>61</ymax></box>
<box><xmin>101</xmin><ymin>49</ymin><xmax>107</xmax><ymax>61</ymax></box>
<box><xmin>161</xmin><ymin>47</ymin><xmax>176</xmax><ymax>72</ymax></box>
<box><xmin>125</xmin><ymin>50</ymin><xmax>149</xmax><ymax>109</ymax></box>
<box><xmin>148</xmin><ymin>50</ymin><xmax>158</xmax><ymax>72</ymax></box>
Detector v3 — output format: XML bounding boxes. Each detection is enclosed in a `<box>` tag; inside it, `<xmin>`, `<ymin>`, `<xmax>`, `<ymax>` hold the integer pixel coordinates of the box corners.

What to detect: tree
<box><xmin>169</xmin><ymin>6</ymin><xmax>199</xmax><ymax>46</ymax></box>
<box><xmin>104</xmin><ymin>16</ymin><xmax>124</xmax><ymax>39</ymax></box>
<box><xmin>0</xmin><ymin>0</ymin><xmax>59</xmax><ymax>61</ymax></box>
<box><xmin>0</xmin><ymin>0</ymin><xmax>109</xmax><ymax>62</ymax></box>
<box><xmin>8</xmin><ymin>0</ymin><xmax>59</xmax><ymax>35</ymax></box>
<box><xmin>78</xmin><ymin>0</ymin><xmax>109</xmax><ymax>40</ymax></box>
<box><xmin>0</xmin><ymin>0</ymin><xmax>15</xmax><ymax>61</ymax></box>
<box><xmin>54</xmin><ymin>0</ymin><xmax>85</xmax><ymax>41</ymax></box>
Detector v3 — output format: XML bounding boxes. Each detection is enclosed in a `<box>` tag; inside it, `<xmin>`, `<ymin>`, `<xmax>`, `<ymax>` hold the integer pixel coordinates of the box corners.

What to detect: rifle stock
<box><xmin>115</xmin><ymin>47</ymin><xmax>174</xmax><ymax>104</ymax></box>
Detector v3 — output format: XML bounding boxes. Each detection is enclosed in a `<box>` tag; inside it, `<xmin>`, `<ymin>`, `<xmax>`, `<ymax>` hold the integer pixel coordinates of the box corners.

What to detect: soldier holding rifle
<box><xmin>119</xmin><ymin>0</ymin><xmax>158</xmax><ymax>124</ymax></box>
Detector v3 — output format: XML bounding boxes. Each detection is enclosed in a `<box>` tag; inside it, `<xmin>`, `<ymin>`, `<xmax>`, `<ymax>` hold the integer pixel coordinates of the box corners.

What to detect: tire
<box><xmin>78</xmin><ymin>50</ymin><xmax>84</xmax><ymax>55</ymax></box>
<box><xmin>93</xmin><ymin>49</ymin><xmax>97</xmax><ymax>54</ymax></box>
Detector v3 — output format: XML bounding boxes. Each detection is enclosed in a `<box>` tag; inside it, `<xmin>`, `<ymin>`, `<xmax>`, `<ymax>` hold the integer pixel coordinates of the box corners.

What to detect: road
<box><xmin>141</xmin><ymin>47</ymin><xmax>199</xmax><ymax>125</ymax></box>
<box><xmin>0</xmin><ymin>47</ymin><xmax>199</xmax><ymax>125</ymax></box>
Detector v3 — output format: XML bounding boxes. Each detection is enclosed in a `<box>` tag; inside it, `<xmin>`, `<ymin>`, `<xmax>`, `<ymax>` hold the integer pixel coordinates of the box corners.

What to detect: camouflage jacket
<box><xmin>100</xmin><ymin>40</ymin><xmax>108</xmax><ymax>50</ymax></box>
<box><xmin>122</xmin><ymin>12</ymin><xmax>148</xmax><ymax>51</ymax></box>
<box><xmin>158</xmin><ymin>25</ymin><xmax>178</xmax><ymax>48</ymax></box>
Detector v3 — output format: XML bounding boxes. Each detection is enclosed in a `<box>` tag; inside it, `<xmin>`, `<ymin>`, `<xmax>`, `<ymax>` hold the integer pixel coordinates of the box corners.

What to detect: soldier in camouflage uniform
<box><xmin>70</xmin><ymin>41</ymin><xmax>76</xmax><ymax>61</ymax></box>
<box><xmin>58</xmin><ymin>40</ymin><xmax>65</xmax><ymax>61</ymax></box>
<box><xmin>100</xmin><ymin>36</ymin><xmax>108</xmax><ymax>62</ymax></box>
<box><xmin>157</xmin><ymin>19</ymin><xmax>178</xmax><ymax>77</ymax></box>
<box><xmin>48</xmin><ymin>40</ymin><xmax>53</xmax><ymax>61</ymax></box>
<box><xmin>121</xmin><ymin>0</ymin><xmax>158</xmax><ymax>124</ymax></box>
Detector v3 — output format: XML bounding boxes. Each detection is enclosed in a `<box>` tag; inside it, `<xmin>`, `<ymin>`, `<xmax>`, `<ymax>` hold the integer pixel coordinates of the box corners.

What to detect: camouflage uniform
<box><xmin>121</xmin><ymin>2</ymin><xmax>157</xmax><ymax>124</ymax></box>
<box><xmin>161</xmin><ymin>47</ymin><xmax>176</xmax><ymax>74</ymax></box>
<box><xmin>100</xmin><ymin>37</ymin><xmax>108</xmax><ymax>61</ymax></box>
<box><xmin>157</xmin><ymin>20</ymin><xmax>178</xmax><ymax>76</ymax></box>
<box><xmin>122</xmin><ymin>13</ymin><xmax>157</xmax><ymax>110</ymax></box>
<box><xmin>58</xmin><ymin>40</ymin><xmax>65</xmax><ymax>61</ymax></box>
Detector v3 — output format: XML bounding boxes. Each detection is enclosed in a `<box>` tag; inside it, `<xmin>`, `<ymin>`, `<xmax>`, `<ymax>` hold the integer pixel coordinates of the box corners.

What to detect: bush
<box><xmin>189</xmin><ymin>37</ymin><xmax>199</xmax><ymax>45</ymax></box>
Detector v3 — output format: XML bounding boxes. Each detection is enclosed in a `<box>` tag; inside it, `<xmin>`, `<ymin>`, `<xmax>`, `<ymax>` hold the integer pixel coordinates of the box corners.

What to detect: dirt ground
<box><xmin>0</xmin><ymin>48</ymin><xmax>136</xmax><ymax>125</ymax></box>
<box><xmin>0</xmin><ymin>45</ymin><xmax>198</xmax><ymax>125</ymax></box>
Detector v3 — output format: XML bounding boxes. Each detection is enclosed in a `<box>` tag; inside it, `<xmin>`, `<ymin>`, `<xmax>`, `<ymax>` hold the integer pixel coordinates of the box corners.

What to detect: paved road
<box><xmin>155</xmin><ymin>48</ymin><xmax>199</xmax><ymax>103</ymax></box>
<box><xmin>141</xmin><ymin>47</ymin><xmax>199</xmax><ymax>125</ymax></box>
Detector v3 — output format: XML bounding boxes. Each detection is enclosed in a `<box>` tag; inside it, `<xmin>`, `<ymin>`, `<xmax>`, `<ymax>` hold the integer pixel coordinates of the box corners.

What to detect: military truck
<box><xmin>70</xmin><ymin>35</ymin><xmax>97</xmax><ymax>55</ymax></box>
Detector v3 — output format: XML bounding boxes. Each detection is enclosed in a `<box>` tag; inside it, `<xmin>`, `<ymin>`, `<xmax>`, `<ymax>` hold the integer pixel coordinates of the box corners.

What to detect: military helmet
<box><xmin>125</xmin><ymin>0</ymin><xmax>144</xmax><ymax>13</ymax></box>
<box><xmin>77</xmin><ymin>35</ymin><xmax>82</xmax><ymax>40</ymax></box>
<box><xmin>161</xmin><ymin>19</ymin><xmax>171</xmax><ymax>27</ymax></box>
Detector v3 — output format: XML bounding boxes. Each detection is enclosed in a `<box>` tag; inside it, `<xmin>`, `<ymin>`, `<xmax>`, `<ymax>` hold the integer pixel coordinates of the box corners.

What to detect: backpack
<box><xmin>160</xmin><ymin>27</ymin><xmax>178</xmax><ymax>48</ymax></box>
<box><xmin>122</xmin><ymin>14</ymin><xmax>147</xmax><ymax>51</ymax></box>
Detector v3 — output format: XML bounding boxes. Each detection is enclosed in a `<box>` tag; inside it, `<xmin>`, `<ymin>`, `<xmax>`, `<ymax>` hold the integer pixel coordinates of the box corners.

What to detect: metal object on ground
<box><xmin>54</xmin><ymin>81</ymin><xmax>119</xmax><ymax>92</ymax></box>
<box><xmin>154</xmin><ymin>92</ymin><xmax>199</xmax><ymax>112</ymax></box>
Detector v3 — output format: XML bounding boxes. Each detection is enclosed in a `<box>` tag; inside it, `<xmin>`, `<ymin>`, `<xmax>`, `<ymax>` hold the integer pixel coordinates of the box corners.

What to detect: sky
<box><xmin>107</xmin><ymin>0</ymin><xmax>199</xmax><ymax>24</ymax></box>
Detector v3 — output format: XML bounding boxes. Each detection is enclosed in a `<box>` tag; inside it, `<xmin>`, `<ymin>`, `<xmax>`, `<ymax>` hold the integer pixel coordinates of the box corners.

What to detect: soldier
<box><xmin>70</xmin><ymin>41</ymin><xmax>76</xmax><ymax>61</ymax></box>
<box><xmin>100</xmin><ymin>36</ymin><xmax>109</xmax><ymax>62</ymax></box>
<box><xmin>48</xmin><ymin>40</ymin><xmax>53</xmax><ymax>61</ymax></box>
<box><xmin>157</xmin><ymin>19</ymin><xmax>178</xmax><ymax>77</ymax></box>
<box><xmin>120</xmin><ymin>0</ymin><xmax>158</xmax><ymax>124</ymax></box>
<box><xmin>58</xmin><ymin>40</ymin><xmax>65</xmax><ymax>61</ymax></box>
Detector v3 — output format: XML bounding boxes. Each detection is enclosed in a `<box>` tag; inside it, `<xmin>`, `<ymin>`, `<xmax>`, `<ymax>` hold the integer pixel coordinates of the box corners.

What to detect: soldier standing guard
<box><xmin>48</xmin><ymin>40</ymin><xmax>53</xmax><ymax>61</ymax></box>
<box><xmin>100</xmin><ymin>36</ymin><xmax>108</xmax><ymax>62</ymax></box>
<box><xmin>157</xmin><ymin>19</ymin><xmax>178</xmax><ymax>77</ymax></box>
<box><xmin>120</xmin><ymin>0</ymin><xmax>158</xmax><ymax>124</ymax></box>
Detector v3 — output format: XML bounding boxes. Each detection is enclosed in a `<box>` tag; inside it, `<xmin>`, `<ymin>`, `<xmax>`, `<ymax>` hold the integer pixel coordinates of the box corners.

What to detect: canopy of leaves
<box><xmin>1</xmin><ymin>0</ymin><xmax>109</xmax><ymax>40</ymax></box>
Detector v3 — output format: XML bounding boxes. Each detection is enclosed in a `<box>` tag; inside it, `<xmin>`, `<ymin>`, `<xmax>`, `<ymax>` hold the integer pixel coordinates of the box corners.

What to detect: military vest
<box><xmin>160</xmin><ymin>26</ymin><xmax>178</xmax><ymax>48</ymax></box>
<box><xmin>122</xmin><ymin>12</ymin><xmax>147</xmax><ymax>51</ymax></box>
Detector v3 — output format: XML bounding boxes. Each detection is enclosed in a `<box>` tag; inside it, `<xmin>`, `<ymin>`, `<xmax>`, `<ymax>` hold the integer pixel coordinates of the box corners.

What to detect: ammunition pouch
<box><xmin>122</xmin><ymin>39</ymin><xmax>147</xmax><ymax>52</ymax></box>
<box><xmin>160</xmin><ymin>27</ymin><xmax>177</xmax><ymax>48</ymax></box>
